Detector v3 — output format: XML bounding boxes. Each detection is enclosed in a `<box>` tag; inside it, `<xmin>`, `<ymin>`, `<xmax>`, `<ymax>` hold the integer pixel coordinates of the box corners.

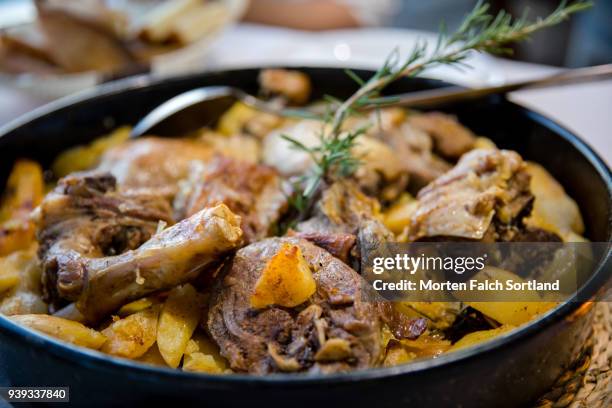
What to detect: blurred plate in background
<box><xmin>0</xmin><ymin>0</ymin><xmax>248</xmax><ymax>99</ymax></box>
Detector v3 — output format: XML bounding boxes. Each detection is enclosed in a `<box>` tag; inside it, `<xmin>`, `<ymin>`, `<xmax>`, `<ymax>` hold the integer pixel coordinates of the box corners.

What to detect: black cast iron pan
<box><xmin>0</xmin><ymin>67</ymin><xmax>610</xmax><ymax>408</ymax></box>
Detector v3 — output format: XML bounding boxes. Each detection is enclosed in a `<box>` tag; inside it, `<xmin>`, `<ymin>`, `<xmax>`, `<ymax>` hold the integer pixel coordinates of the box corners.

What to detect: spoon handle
<box><xmin>370</xmin><ymin>64</ymin><xmax>612</xmax><ymax>109</ymax></box>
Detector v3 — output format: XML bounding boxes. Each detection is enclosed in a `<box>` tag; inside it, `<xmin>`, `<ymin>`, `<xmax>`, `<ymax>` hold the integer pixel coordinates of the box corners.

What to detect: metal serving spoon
<box><xmin>131</xmin><ymin>64</ymin><xmax>612</xmax><ymax>138</ymax></box>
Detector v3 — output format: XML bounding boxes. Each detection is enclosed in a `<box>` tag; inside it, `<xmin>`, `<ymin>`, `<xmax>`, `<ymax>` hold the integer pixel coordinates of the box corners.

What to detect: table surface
<box><xmin>1</xmin><ymin>24</ymin><xmax>610</xmax><ymax>165</ymax></box>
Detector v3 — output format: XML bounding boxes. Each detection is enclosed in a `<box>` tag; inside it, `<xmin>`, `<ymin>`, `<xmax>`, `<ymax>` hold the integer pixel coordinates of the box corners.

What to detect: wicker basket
<box><xmin>534</xmin><ymin>302</ymin><xmax>611</xmax><ymax>408</ymax></box>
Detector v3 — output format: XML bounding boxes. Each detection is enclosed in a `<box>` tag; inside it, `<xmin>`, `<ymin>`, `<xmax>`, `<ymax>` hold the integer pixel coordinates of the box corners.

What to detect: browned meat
<box><xmin>371</xmin><ymin>113</ymin><xmax>453</xmax><ymax>191</ymax></box>
<box><xmin>406</xmin><ymin>149</ymin><xmax>535</xmax><ymax>241</ymax></box>
<box><xmin>296</xmin><ymin>181</ymin><xmax>393</xmax><ymax>268</ymax></box>
<box><xmin>35</xmin><ymin>172</ymin><xmax>242</xmax><ymax>321</ymax></box>
<box><xmin>407</xmin><ymin>112</ymin><xmax>476</xmax><ymax>160</ymax></box>
<box><xmin>36</xmin><ymin>172</ymin><xmax>173</xmax><ymax>305</ymax></box>
<box><xmin>174</xmin><ymin>156</ymin><xmax>288</xmax><ymax>242</ymax></box>
<box><xmin>207</xmin><ymin>237</ymin><xmax>425</xmax><ymax>374</ymax></box>
<box><xmin>287</xmin><ymin>230</ymin><xmax>356</xmax><ymax>263</ymax></box>
<box><xmin>296</xmin><ymin>180</ymin><xmax>381</xmax><ymax>236</ymax></box>
<box><xmin>259</xmin><ymin>69</ymin><xmax>312</xmax><ymax>105</ymax></box>
<box><xmin>97</xmin><ymin>137</ymin><xmax>214</xmax><ymax>198</ymax></box>
<box><xmin>77</xmin><ymin>204</ymin><xmax>242</xmax><ymax>322</ymax></box>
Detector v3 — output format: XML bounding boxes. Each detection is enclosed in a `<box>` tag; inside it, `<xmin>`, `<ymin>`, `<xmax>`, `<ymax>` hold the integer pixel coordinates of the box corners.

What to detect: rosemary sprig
<box><xmin>283</xmin><ymin>0</ymin><xmax>592</xmax><ymax>222</ymax></box>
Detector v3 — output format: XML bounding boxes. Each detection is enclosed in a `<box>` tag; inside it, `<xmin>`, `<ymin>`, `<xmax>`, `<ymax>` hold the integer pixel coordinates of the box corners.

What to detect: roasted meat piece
<box><xmin>406</xmin><ymin>112</ymin><xmax>476</xmax><ymax>160</ymax></box>
<box><xmin>96</xmin><ymin>137</ymin><xmax>214</xmax><ymax>198</ymax></box>
<box><xmin>207</xmin><ymin>237</ymin><xmax>425</xmax><ymax>374</ymax></box>
<box><xmin>77</xmin><ymin>203</ymin><xmax>242</xmax><ymax>322</ymax></box>
<box><xmin>174</xmin><ymin>156</ymin><xmax>288</xmax><ymax>242</ymax></box>
<box><xmin>358</xmin><ymin>108</ymin><xmax>455</xmax><ymax>191</ymax></box>
<box><xmin>36</xmin><ymin>172</ymin><xmax>242</xmax><ymax>321</ymax></box>
<box><xmin>406</xmin><ymin>149</ymin><xmax>536</xmax><ymax>241</ymax></box>
<box><xmin>258</xmin><ymin>69</ymin><xmax>312</xmax><ymax>105</ymax></box>
<box><xmin>286</xmin><ymin>230</ymin><xmax>356</xmax><ymax>263</ymax></box>
<box><xmin>296</xmin><ymin>180</ymin><xmax>381</xmax><ymax>236</ymax></box>
<box><xmin>376</xmin><ymin>122</ymin><xmax>452</xmax><ymax>191</ymax></box>
<box><xmin>295</xmin><ymin>181</ymin><xmax>393</xmax><ymax>268</ymax></box>
<box><xmin>36</xmin><ymin>172</ymin><xmax>173</xmax><ymax>303</ymax></box>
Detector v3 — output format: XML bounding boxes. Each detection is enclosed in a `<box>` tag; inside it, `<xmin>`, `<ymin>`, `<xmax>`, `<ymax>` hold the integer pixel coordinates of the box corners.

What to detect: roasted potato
<box><xmin>157</xmin><ymin>284</ymin><xmax>201</xmax><ymax>368</ymax></box>
<box><xmin>399</xmin><ymin>337</ymin><xmax>451</xmax><ymax>358</ymax></box>
<box><xmin>51</xmin><ymin>126</ymin><xmax>130</xmax><ymax>177</ymax></box>
<box><xmin>10</xmin><ymin>315</ymin><xmax>107</xmax><ymax>349</ymax></box>
<box><xmin>117</xmin><ymin>297</ymin><xmax>159</xmax><ymax>317</ymax></box>
<box><xmin>456</xmin><ymin>267</ymin><xmax>557</xmax><ymax>326</ymax></box>
<box><xmin>0</xmin><ymin>245</ymin><xmax>46</xmax><ymax>315</ymax></box>
<box><xmin>467</xmin><ymin>301</ymin><xmax>556</xmax><ymax>327</ymax></box>
<box><xmin>0</xmin><ymin>160</ymin><xmax>44</xmax><ymax>256</ymax></box>
<box><xmin>137</xmin><ymin>344</ymin><xmax>168</xmax><ymax>367</ymax></box>
<box><xmin>101</xmin><ymin>306</ymin><xmax>160</xmax><ymax>359</ymax></box>
<box><xmin>0</xmin><ymin>263</ymin><xmax>20</xmax><ymax>294</ymax></box>
<box><xmin>383</xmin><ymin>343</ymin><xmax>415</xmax><ymax>366</ymax></box>
<box><xmin>524</xmin><ymin>162</ymin><xmax>586</xmax><ymax>242</ymax></box>
<box><xmin>250</xmin><ymin>243</ymin><xmax>316</xmax><ymax>309</ymax></box>
<box><xmin>383</xmin><ymin>193</ymin><xmax>418</xmax><ymax>234</ymax></box>
<box><xmin>217</xmin><ymin>102</ymin><xmax>259</xmax><ymax>136</ymax></box>
<box><xmin>182</xmin><ymin>333</ymin><xmax>229</xmax><ymax>374</ymax></box>
<box><xmin>216</xmin><ymin>102</ymin><xmax>283</xmax><ymax>138</ymax></box>
<box><xmin>259</xmin><ymin>69</ymin><xmax>311</xmax><ymax>104</ymax></box>
<box><xmin>450</xmin><ymin>325</ymin><xmax>514</xmax><ymax>351</ymax></box>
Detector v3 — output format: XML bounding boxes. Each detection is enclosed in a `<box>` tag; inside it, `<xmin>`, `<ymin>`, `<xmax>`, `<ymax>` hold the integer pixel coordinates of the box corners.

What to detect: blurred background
<box><xmin>0</xmin><ymin>0</ymin><xmax>610</xmax><ymax>161</ymax></box>
<box><xmin>243</xmin><ymin>0</ymin><xmax>612</xmax><ymax>67</ymax></box>
<box><xmin>394</xmin><ymin>0</ymin><xmax>612</xmax><ymax>67</ymax></box>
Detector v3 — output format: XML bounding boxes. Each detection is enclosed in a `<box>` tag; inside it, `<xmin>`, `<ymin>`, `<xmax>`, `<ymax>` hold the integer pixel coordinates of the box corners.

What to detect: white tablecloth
<box><xmin>1</xmin><ymin>25</ymin><xmax>610</xmax><ymax>164</ymax></box>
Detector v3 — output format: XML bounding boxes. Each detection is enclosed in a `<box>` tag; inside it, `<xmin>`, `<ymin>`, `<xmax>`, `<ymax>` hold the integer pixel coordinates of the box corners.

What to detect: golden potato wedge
<box><xmin>182</xmin><ymin>333</ymin><xmax>229</xmax><ymax>373</ymax></box>
<box><xmin>0</xmin><ymin>291</ymin><xmax>47</xmax><ymax>316</ymax></box>
<box><xmin>0</xmin><ymin>160</ymin><xmax>44</xmax><ymax>256</ymax></box>
<box><xmin>455</xmin><ymin>267</ymin><xmax>558</xmax><ymax>326</ymax></box>
<box><xmin>524</xmin><ymin>162</ymin><xmax>586</xmax><ymax>242</ymax></box>
<box><xmin>0</xmin><ymin>245</ymin><xmax>46</xmax><ymax>315</ymax></box>
<box><xmin>0</xmin><ymin>225</ymin><xmax>37</xmax><ymax>258</ymax></box>
<box><xmin>117</xmin><ymin>297</ymin><xmax>159</xmax><ymax>317</ymax></box>
<box><xmin>217</xmin><ymin>102</ymin><xmax>258</xmax><ymax>136</ymax></box>
<box><xmin>383</xmin><ymin>343</ymin><xmax>415</xmax><ymax>367</ymax></box>
<box><xmin>10</xmin><ymin>314</ymin><xmax>107</xmax><ymax>349</ymax></box>
<box><xmin>467</xmin><ymin>301</ymin><xmax>557</xmax><ymax>327</ymax></box>
<box><xmin>183</xmin><ymin>353</ymin><xmax>225</xmax><ymax>374</ymax></box>
<box><xmin>0</xmin><ymin>268</ymin><xmax>19</xmax><ymax>294</ymax></box>
<box><xmin>0</xmin><ymin>159</ymin><xmax>44</xmax><ymax>222</ymax></box>
<box><xmin>399</xmin><ymin>337</ymin><xmax>451</xmax><ymax>358</ymax></box>
<box><xmin>51</xmin><ymin>126</ymin><xmax>130</xmax><ymax>177</ymax></box>
<box><xmin>450</xmin><ymin>325</ymin><xmax>514</xmax><ymax>351</ymax></box>
<box><xmin>250</xmin><ymin>243</ymin><xmax>316</xmax><ymax>309</ymax></box>
<box><xmin>137</xmin><ymin>343</ymin><xmax>168</xmax><ymax>367</ymax></box>
<box><xmin>0</xmin><ymin>245</ymin><xmax>36</xmax><ymax>293</ymax></box>
<box><xmin>383</xmin><ymin>193</ymin><xmax>418</xmax><ymax>234</ymax></box>
<box><xmin>472</xmin><ymin>137</ymin><xmax>497</xmax><ymax>150</ymax></box>
<box><xmin>101</xmin><ymin>306</ymin><xmax>160</xmax><ymax>359</ymax></box>
<box><xmin>157</xmin><ymin>284</ymin><xmax>201</xmax><ymax>368</ymax></box>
